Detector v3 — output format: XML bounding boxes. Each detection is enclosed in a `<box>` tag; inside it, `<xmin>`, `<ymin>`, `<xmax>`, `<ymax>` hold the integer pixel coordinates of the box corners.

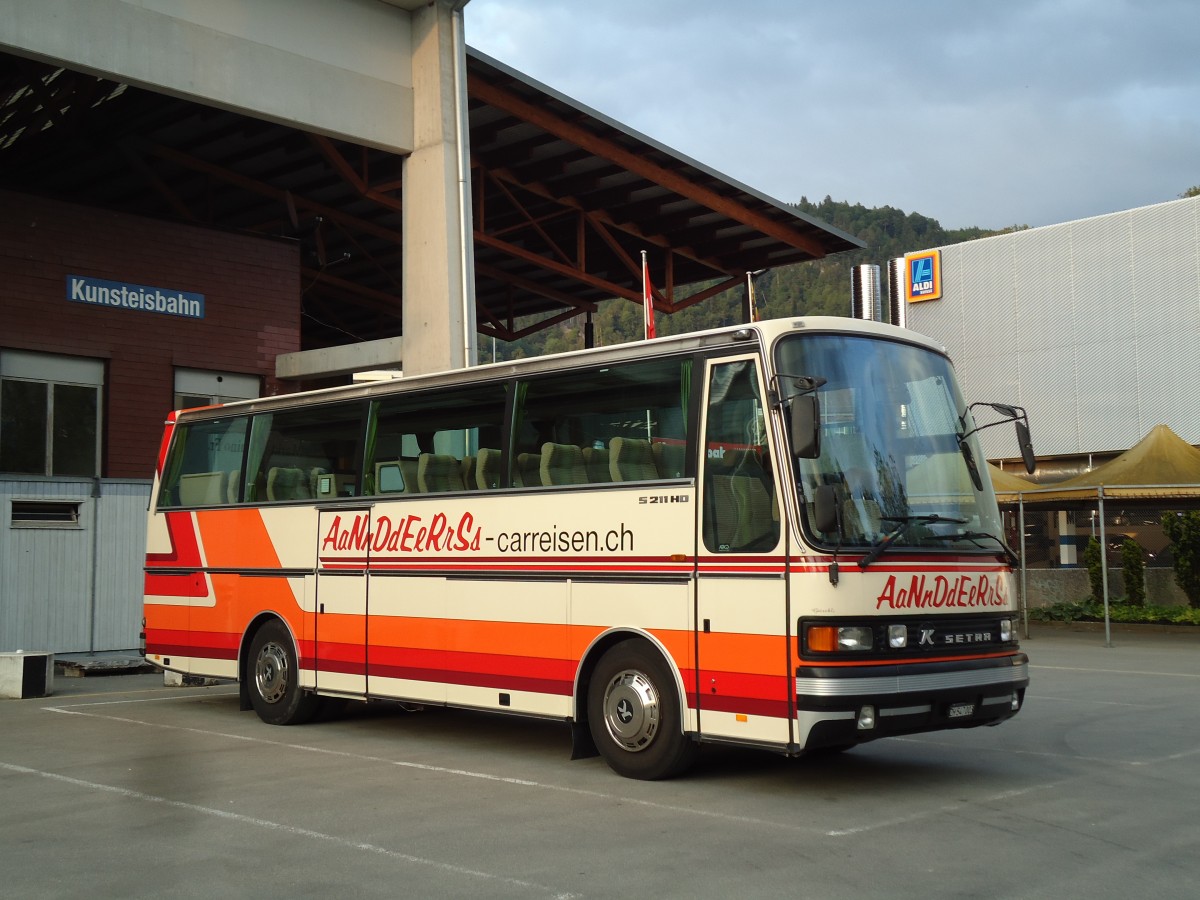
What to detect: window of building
<box><xmin>0</xmin><ymin>350</ymin><xmax>103</xmax><ymax>478</ymax></box>
<box><xmin>173</xmin><ymin>367</ymin><xmax>260</xmax><ymax>410</ymax></box>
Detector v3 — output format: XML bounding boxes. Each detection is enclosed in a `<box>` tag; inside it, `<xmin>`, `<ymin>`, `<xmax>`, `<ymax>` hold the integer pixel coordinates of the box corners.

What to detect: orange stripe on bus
<box><xmin>196</xmin><ymin>509</ymin><xmax>282</xmax><ymax>569</ymax></box>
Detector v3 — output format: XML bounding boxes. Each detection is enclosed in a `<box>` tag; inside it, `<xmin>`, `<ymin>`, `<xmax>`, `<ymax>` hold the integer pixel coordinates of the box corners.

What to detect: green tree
<box><xmin>1083</xmin><ymin>537</ymin><xmax>1105</xmax><ymax>603</ymax></box>
<box><xmin>1161</xmin><ymin>511</ymin><xmax>1200</xmax><ymax>608</ymax></box>
<box><xmin>1121</xmin><ymin>537</ymin><xmax>1145</xmax><ymax>606</ymax></box>
<box><xmin>1181</xmin><ymin>186</ymin><xmax>1200</xmax><ymax>199</ymax></box>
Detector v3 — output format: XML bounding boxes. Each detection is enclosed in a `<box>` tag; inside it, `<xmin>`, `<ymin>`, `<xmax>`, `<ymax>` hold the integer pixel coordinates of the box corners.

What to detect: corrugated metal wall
<box><xmin>0</xmin><ymin>478</ymin><xmax>150</xmax><ymax>653</ymax></box>
<box><xmin>906</xmin><ymin>195</ymin><xmax>1200</xmax><ymax>459</ymax></box>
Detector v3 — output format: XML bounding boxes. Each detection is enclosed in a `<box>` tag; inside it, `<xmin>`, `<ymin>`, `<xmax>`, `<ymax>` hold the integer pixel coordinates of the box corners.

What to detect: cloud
<box><xmin>467</xmin><ymin>0</ymin><xmax>1200</xmax><ymax>229</ymax></box>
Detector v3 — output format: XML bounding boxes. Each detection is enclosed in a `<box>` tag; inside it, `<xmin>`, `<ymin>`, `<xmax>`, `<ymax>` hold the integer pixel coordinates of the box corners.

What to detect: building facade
<box><xmin>904</xmin><ymin>195</ymin><xmax>1200</xmax><ymax>466</ymax></box>
<box><xmin>1</xmin><ymin>190</ymin><xmax>299</xmax><ymax>652</ymax></box>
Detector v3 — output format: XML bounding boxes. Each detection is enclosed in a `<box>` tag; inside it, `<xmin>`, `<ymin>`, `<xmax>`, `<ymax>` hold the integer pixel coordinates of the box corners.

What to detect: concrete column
<box><xmin>1058</xmin><ymin>510</ymin><xmax>1078</xmax><ymax>567</ymax></box>
<box><xmin>402</xmin><ymin>0</ymin><xmax>477</xmax><ymax>376</ymax></box>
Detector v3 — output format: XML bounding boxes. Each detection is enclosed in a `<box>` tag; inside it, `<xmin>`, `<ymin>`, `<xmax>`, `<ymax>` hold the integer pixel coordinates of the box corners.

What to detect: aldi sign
<box><xmin>67</xmin><ymin>275</ymin><xmax>205</xmax><ymax>319</ymax></box>
<box><xmin>905</xmin><ymin>250</ymin><xmax>942</xmax><ymax>303</ymax></box>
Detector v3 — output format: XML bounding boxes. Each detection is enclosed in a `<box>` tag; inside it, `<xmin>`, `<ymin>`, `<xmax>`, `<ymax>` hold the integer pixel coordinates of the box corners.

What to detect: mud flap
<box><xmin>569</xmin><ymin>720</ymin><xmax>599</xmax><ymax>760</ymax></box>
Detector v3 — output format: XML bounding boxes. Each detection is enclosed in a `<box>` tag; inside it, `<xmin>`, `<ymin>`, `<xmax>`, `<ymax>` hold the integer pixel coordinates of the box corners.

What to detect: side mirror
<box><xmin>790</xmin><ymin>395</ymin><xmax>821</xmax><ymax>459</ymax></box>
<box><xmin>813</xmin><ymin>483</ymin><xmax>839</xmax><ymax>534</ymax></box>
<box><xmin>1016</xmin><ymin>420</ymin><xmax>1036</xmax><ymax>474</ymax></box>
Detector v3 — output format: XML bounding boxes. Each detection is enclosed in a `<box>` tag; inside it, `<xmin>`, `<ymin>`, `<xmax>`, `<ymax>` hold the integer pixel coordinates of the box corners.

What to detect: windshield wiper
<box><xmin>956</xmin><ymin>530</ymin><xmax>1021</xmax><ymax>567</ymax></box>
<box><xmin>858</xmin><ymin>514</ymin><xmax>969</xmax><ymax>570</ymax></box>
<box><xmin>873</xmin><ymin>527</ymin><xmax>1021</xmax><ymax>568</ymax></box>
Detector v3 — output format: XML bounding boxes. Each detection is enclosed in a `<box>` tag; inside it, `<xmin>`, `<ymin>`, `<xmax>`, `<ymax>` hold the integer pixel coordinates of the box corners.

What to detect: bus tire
<box><xmin>587</xmin><ymin>639</ymin><xmax>697</xmax><ymax>780</ymax></box>
<box><xmin>247</xmin><ymin>620</ymin><xmax>319</xmax><ymax>726</ymax></box>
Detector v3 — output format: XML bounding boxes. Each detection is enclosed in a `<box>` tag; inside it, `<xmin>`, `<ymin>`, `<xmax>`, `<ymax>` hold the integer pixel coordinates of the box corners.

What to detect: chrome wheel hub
<box><xmin>255</xmin><ymin>641</ymin><xmax>289</xmax><ymax>704</ymax></box>
<box><xmin>601</xmin><ymin>669</ymin><xmax>660</xmax><ymax>752</ymax></box>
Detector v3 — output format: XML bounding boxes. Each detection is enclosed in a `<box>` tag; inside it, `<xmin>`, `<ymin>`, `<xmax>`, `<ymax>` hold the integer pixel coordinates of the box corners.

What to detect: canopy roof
<box><xmin>0</xmin><ymin>47</ymin><xmax>861</xmax><ymax>349</ymax></box>
<box><xmin>996</xmin><ymin>424</ymin><xmax>1200</xmax><ymax>506</ymax></box>
<box><xmin>988</xmin><ymin>464</ymin><xmax>1035</xmax><ymax>500</ymax></box>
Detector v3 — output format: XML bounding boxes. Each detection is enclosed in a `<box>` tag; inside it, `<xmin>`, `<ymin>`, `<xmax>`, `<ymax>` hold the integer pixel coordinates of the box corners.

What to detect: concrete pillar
<box><xmin>402</xmin><ymin>0</ymin><xmax>477</xmax><ymax>376</ymax></box>
<box><xmin>1058</xmin><ymin>510</ymin><xmax>1078</xmax><ymax>567</ymax></box>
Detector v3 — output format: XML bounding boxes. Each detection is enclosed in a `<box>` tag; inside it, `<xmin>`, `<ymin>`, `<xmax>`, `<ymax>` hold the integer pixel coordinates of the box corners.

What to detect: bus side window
<box><xmin>701</xmin><ymin>359</ymin><xmax>779</xmax><ymax>553</ymax></box>
<box><xmin>365</xmin><ymin>383</ymin><xmax>507</xmax><ymax>493</ymax></box>
<box><xmin>244</xmin><ymin>403</ymin><xmax>366</xmax><ymax>503</ymax></box>
<box><xmin>513</xmin><ymin>356</ymin><xmax>692</xmax><ymax>487</ymax></box>
<box><xmin>158</xmin><ymin>415</ymin><xmax>249</xmax><ymax>509</ymax></box>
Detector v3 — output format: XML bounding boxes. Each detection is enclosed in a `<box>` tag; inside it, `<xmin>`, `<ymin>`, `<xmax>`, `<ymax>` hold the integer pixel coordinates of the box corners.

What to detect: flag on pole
<box><xmin>641</xmin><ymin>250</ymin><xmax>656</xmax><ymax>340</ymax></box>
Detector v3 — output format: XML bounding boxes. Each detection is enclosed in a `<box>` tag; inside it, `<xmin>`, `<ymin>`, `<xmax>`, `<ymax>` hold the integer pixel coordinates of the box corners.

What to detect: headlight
<box><xmin>888</xmin><ymin>624</ymin><xmax>908</xmax><ymax>648</ymax></box>
<box><xmin>808</xmin><ymin>624</ymin><xmax>873</xmax><ymax>652</ymax></box>
<box><xmin>999</xmin><ymin>618</ymin><xmax>1013</xmax><ymax>642</ymax></box>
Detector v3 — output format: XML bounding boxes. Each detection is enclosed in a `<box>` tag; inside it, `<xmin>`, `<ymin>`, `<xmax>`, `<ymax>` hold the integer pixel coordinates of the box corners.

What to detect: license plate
<box><xmin>947</xmin><ymin>702</ymin><xmax>975</xmax><ymax>719</ymax></box>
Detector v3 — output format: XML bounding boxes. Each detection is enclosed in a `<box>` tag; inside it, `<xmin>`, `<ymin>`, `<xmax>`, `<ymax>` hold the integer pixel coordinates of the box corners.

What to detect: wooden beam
<box><xmin>475</xmin><ymin>262</ymin><xmax>598</xmax><ymax>312</ymax></box>
<box><xmin>469</xmin><ymin>75</ymin><xmax>829</xmax><ymax>259</ymax></box>
<box><xmin>139</xmin><ymin>141</ymin><xmax>401</xmax><ymax>244</ymax></box>
<box><xmin>475</xmin><ymin>230</ymin><xmax>640</xmax><ymax>301</ymax></box>
<box><xmin>668</xmin><ymin>274</ymin><xmax>744</xmax><ymax>313</ymax></box>
<box><xmin>308</xmin><ymin>134</ymin><xmax>403</xmax><ymax>213</ymax></box>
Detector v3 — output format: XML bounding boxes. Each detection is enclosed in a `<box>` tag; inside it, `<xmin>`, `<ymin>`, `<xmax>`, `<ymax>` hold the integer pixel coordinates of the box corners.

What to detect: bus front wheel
<box><xmin>587</xmin><ymin>639</ymin><xmax>697</xmax><ymax>780</ymax></box>
<box><xmin>247</xmin><ymin>620</ymin><xmax>319</xmax><ymax>726</ymax></box>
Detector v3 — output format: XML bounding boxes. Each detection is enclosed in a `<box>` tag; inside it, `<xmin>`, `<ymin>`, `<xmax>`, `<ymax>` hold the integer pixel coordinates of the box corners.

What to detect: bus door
<box><xmin>694</xmin><ymin>355</ymin><xmax>792</xmax><ymax>746</ymax></box>
<box><xmin>314</xmin><ymin>506</ymin><xmax>370</xmax><ymax>697</ymax></box>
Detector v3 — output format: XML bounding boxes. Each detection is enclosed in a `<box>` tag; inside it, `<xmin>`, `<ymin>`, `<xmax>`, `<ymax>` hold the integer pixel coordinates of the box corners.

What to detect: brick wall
<box><xmin>1</xmin><ymin>190</ymin><xmax>300</xmax><ymax>478</ymax></box>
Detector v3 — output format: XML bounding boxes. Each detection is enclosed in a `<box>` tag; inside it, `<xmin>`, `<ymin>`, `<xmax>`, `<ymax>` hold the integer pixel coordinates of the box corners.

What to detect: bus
<box><xmin>144</xmin><ymin>316</ymin><xmax>1032</xmax><ymax>780</ymax></box>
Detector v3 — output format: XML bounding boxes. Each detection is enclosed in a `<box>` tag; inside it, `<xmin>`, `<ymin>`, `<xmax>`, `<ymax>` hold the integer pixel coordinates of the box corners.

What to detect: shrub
<box><xmin>1161</xmin><ymin>511</ymin><xmax>1200</xmax><ymax>609</ymax></box>
<box><xmin>1028</xmin><ymin>600</ymin><xmax>1200</xmax><ymax>626</ymax></box>
<box><xmin>1083</xmin><ymin>536</ymin><xmax>1105</xmax><ymax>602</ymax></box>
<box><xmin>1121</xmin><ymin>537</ymin><xmax>1146</xmax><ymax>606</ymax></box>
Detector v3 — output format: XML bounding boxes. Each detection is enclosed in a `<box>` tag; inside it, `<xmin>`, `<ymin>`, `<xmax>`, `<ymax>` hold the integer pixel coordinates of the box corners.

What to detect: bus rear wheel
<box><xmin>247</xmin><ymin>620</ymin><xmax>319</xmax><ymax>726</ymax></box>
<box><xmin>587</xmin><ymin>639</ymin><xmax>697</xmax><ymax>780</ymax></box>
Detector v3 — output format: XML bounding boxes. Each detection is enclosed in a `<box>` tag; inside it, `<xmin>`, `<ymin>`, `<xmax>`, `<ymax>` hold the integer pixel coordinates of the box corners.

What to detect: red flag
<box><xmin>642</xmin><ymin>250</ymin><xmax>656</xmax><ymax>339</ymax></box>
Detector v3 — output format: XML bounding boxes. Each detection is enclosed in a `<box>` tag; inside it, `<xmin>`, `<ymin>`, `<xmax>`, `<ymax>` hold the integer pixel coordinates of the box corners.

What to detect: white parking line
<box><xmin>825</xmin><ymin>783</ymin><xmax>1056</xmax><ymax>837</ymax></box>
<box><xmin>44</xmin><ymin>704</ymin><xmax>817</xmax><ymax>834</ymax></box>
<box><xmin>0</xmin><ymin>759</ymin><xmax>579</xmax><ymax>899</ymax></box>
<box><xmin>1031</xmin><ymin>664</ymin><xmax>1200</xmax><ymax>679</ymax></box>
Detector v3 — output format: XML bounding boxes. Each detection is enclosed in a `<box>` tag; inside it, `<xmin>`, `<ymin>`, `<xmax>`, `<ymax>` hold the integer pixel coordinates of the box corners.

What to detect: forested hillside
<box><xmin>485</xmin><ymin>198</ymin><xmax>1023</xmax><ymax>362</ymax></box>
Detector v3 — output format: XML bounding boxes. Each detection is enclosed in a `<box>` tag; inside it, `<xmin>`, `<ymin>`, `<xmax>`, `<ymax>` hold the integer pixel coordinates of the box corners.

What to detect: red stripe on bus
<box><xmin>367</xmin><ymin>664</ymin><xmax>572</xmax><ymax>696</ymax></box>
<box><xmin>692</xmin><ymin>694</ymin><xmax>791</xmax><ymax>719</ymax></box>
<box><xmin>146</xmin><ymin>642</ymin><xmax>238</xmax><ymax>661</ymax></box>
<box><xmin>143</xmin><ymin>570</ymin><xmax>208</xmax><ymax>598</ymax></box>
<box><xmin>146</xmin><ymin>511</ymin><xmax>203</xmax><ymax>568</ymax></box>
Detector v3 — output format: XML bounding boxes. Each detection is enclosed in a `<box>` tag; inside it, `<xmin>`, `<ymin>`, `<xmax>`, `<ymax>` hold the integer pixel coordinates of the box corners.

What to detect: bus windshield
<box><xmin>776</xmin><ymin>332</ymin><xmax>1005</xmax><ymax>554</ymax></box>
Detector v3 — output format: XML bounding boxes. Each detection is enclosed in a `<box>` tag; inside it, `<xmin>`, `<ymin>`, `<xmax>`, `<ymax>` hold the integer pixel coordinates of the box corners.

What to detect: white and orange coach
<box><xmin>144</xmin><ymin>316</ymin><xmax>1033</xmax><ymax>779</ymax></box>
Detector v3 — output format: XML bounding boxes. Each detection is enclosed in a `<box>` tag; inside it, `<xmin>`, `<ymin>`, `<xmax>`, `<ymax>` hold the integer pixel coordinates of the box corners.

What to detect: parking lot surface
<box><xmin>3</xmin><ymin>626</ymin><xmax>1199</xmax><ymax>899</ymax></box>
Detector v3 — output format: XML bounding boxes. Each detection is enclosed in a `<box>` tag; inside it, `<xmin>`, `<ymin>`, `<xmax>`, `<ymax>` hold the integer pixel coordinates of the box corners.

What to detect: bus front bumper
<box><xmin>795</xmin><ymin>653</ymin><xmax>1029</xmax><ymax>751</ymax></box>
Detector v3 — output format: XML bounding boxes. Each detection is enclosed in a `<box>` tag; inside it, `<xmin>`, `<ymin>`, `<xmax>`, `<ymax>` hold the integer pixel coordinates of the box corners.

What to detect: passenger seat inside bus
<box><xmin>582</xmin><ymin>446</ymin><xmax>609</xmax><ymax>483</ymax></box>
<box><xmin>417</xmin><ymin>453</ymin><xmax>466</xmax><ymax>492</ymax></box>
<box><xmin>651</xmin><ymin>441</ymin><xmax>685</xmax><ymax>479</ymax></box>
<box><xmin>476</xmin><ymin>448</ymin><xmax>501</xmax><ymax>489</ymax></box>
<box><xmin>609</xmin><ymin>437</ymin><xmax>658</xmax><ymax>482</ymax></box>
<box><xmin>460</xmin><ymin>455</ymin><xmax>477</xmax><ymax>490</ymax></box>
<box><xmin>514</xmin><ymin>452</ymin><xmax>541</xmax><ymax>487</ymax></box>
<box><xmin>540</xmin><ymin>442</ymin><xmax>588</xmax><ymax>485</ymax></box>
<box><xmin>706</xmin><ymin>449</ymin><xmax>777</xmax><ymax>551</ymax></box>
<box><xmin>266</xmin><ymin>466</ymin><xmax>313</xmax><ymax>501</ymax></box>
<box><xmin>179</xmin><ymin>471</ymin><xmax>228</xmax><ymax>506</ymax></box>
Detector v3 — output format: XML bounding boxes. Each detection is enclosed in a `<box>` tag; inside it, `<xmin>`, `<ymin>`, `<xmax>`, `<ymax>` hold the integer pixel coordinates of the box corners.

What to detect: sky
<box><xmin>466</xmin><ymin>0</ymin><xmax>1200</xmax><ymax>230</ymax></box>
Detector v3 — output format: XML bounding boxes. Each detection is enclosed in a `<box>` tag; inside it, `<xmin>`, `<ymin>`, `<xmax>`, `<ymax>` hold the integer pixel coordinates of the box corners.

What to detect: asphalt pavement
<box><xmin>2</xmin><ymin>625</ymin><xmax>1199</xmax><ymax>899</ymax></box>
